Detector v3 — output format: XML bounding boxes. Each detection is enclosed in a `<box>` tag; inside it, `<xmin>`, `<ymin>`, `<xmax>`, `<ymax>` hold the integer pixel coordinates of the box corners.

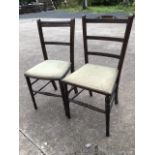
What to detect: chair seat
<box><xmin>25</xmin><ymin>60</ymin><xmax>71</xmax><ymax>80</ymax></box>
<box><xmin>63</xmin><ymin>64</ymin><xmax>118</xmax><ymax>94</ymax></box>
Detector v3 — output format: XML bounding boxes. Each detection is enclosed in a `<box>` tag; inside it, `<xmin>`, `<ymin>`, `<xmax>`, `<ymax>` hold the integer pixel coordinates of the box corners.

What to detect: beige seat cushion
<box><xmin>25</xmin><ymin>60</ymin><xmax>71</xmax><ymax>80</ymax></box>
<box><xmin>63</xmin><ymin>63</ymin><xmax>118</xmax><ymax>94</ymax></box>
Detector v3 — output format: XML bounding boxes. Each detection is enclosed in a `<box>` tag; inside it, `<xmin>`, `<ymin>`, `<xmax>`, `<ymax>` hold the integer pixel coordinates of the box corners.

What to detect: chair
<box><xmin>62</xmin><ymin>15</ymin><xmax>134</xmax><ymax>136</ymax></box>
<box><xmin>24</xmin><ymin>18</ymin><xmax>77</xmax><ymax>117</ymax></box>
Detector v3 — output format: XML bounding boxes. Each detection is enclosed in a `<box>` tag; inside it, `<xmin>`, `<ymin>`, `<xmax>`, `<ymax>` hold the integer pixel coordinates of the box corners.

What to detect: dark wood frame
<box><xmin>62</xmin><ymin>15</ymin><xmax>134</xmax><ymax>136</ymax></box>
<box><xmin>25</xmin><ymin>18</ymin><xmax>78</xmax><ymax>117</ymax></box>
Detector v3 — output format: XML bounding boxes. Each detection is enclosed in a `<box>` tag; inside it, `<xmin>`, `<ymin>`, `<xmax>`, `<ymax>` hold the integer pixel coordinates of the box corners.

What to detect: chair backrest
<box><xmin>37</xmin><ymin>18</ymin><xmax>75</xmax><ymax>72</ymax></box>
<box><xmin>82</xmin><ymin>15</ymin><xmax>134</xmax><ymax>80</ymax></box>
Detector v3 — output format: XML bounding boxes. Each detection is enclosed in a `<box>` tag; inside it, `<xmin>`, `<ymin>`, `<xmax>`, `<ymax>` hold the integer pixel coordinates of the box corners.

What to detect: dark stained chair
<box><xmin>24</xmin><ymin>19</ymin><xmax>77</xmax><ymax>117</ymax></box>
<box><xmin>62</xmin><ymin>15</ymin><xmax>134</xmax><ymax>136</ymax></box>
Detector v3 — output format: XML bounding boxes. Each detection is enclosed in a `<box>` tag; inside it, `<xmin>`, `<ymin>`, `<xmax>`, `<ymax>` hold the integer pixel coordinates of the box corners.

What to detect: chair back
<box><xmin>37</xmin><ymin>19</ymin><xmax>75</xmax><ymax>72</ymax></box>
<box><xmin>82</xmin><ymin>15</ymin><xmax>134</xmax><ymax>80</ymax></box>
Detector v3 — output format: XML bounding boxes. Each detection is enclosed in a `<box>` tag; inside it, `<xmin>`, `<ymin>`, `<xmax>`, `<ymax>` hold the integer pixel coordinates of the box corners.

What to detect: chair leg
<box><xmin>51</xmin><ymin>81</ymin><xmax>57</xmax><ymax>90</ymax></box>
<box><xmin>89</xmin><ymin>90</ymin><xmax>93</xmax><ymax>97</ymax></box>
<box><xmin>74</xmin><ymin>87</ymin><xmax>78</xmax><ymax>94</ymax></box>
<box><xmin>64</xmin><ymin>83</ymin><xmax>71</xmax><ymax>118</ymax></box>
<box><xmin>59</xmin><ymin>81</ymin><xmax>71</xmax><ymax>118</ymax></box>
<box><xmin>105</xmin><ymin>95</ymin><xmax>110</xmax><ymax>137</ymax></box>
<box><xmin>25</xmin><ymin>76</ymin><xmax>38</xmax><ymax>110</ymax></box>
<box><xmin>115</xmin><ymin>86</ymin><xmax>119</xmax><ymax>105</ymax></box>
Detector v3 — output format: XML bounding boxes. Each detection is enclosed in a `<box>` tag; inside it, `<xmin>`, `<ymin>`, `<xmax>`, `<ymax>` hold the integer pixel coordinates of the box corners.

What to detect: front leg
<box><xmin>115</xmin><ymin>86</ymin><xmax>119</xmax><ymax>105</ymax></box>
<box><xmin>105</xmin><ymin>95</ymin><xmax>111</xmax><ymax>137</ymax></box>
<box><xmin>60</xmin><ymin>81</ymin><xmax>71</xmax><ymax>118</ymax></box>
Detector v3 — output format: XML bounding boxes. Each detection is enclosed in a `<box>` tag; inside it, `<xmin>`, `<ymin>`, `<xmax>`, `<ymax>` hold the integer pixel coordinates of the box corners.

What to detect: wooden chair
<box><xmin>62</xmin><ymin>15</ymin><xmax>134</xmax><ymax>136</ymax></box>
<box><xmin>24</xmin><ymin>18</ymin><xmax>77</xmax><ymax>117</ymax></box>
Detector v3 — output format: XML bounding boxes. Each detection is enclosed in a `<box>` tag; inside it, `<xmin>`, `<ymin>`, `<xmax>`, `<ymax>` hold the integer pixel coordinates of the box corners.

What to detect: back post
<box><xmin>82</xmin><ymin>16</ymin><xmax>89</xmax><ymax>64</ymax></box>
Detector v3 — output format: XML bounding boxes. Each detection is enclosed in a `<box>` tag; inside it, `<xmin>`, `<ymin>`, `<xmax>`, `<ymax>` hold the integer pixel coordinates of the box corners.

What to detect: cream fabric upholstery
<box><xmin>63</xmin><ymin>63</ymin><xmax>118</xmax><ymax>94</ymax></box>
<box><xmin>25</xmin><ymin>60</ymin><xmax>71</xmax><ymax>79</ymax></box>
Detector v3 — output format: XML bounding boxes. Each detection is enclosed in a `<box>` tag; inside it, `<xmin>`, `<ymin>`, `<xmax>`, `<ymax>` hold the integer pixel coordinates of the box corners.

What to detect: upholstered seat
<box><xmin>63</xmin><ymin>63</ymin><xmax>118</xmax><ymax>94</ymax></box>
<box><xmin>25</xmin><ymin>60</ymin><xmax>71</xmax><ymax>80</ymax></box>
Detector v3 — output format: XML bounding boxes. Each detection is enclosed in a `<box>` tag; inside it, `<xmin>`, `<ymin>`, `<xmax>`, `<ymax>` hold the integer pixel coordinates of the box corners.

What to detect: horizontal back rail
<box><xmin>100</xmin><ymin>15</ymin><xmax>117</xmax><ymax>19</ymax></box>
<box><xmin>86</xmin><ymin>36</ymin><xmax>124</xmax><ymax>42</ymax></box>
<box><xmin>88</xmin><ymin>51</ymin><xmax>121</xmax><ymax>59</ymax></box>
<box><xmin>85</xmin><ymin>18</ymin><xmax>128</xmax><ymax>24</ymax></box>
<box><xmin>40</xmin><ymin>21</ymin><xmax>71</xmax><ymax>27</ymax></box>
<box><xmin>44</xmin><ymin>41</ymin><xmax>70</xmax><ymax>46</ymax></box>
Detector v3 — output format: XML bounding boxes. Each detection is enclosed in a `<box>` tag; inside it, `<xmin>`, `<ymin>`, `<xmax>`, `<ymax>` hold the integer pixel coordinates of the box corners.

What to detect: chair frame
<box><xmin>62</xmin><ymin>15</ymin><xmax>134</xmax><ymax>136</ymax></box>
<box><xmin>25</xmin><ymin>18</ymin><xmax>78</xmax><ymax>117</ymax></box>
